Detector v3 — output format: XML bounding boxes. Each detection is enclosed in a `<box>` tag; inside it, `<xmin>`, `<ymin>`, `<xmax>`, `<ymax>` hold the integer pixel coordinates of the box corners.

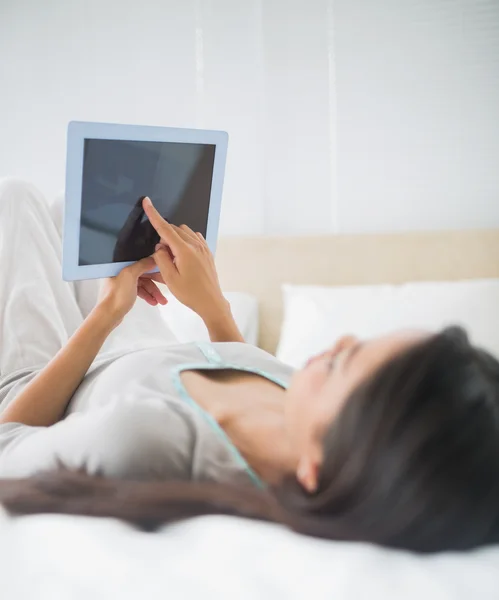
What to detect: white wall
<box><xmin>1</xmin><ymin>0</ymin><xmax>498</xmax><ymax>235</ymax></box>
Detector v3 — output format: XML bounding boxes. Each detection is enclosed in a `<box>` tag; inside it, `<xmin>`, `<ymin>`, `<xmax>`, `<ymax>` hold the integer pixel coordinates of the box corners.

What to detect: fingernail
<box><xmin>143</xmin><ymin>196</ymin><xmax>152</xmax><ymax>207</ymax></box>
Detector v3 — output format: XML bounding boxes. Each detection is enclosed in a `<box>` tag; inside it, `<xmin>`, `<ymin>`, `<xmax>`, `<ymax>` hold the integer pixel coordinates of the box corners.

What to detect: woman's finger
<box><xmin>140</xmin><ymin>278</ymin><xmax>168</xmax><ymax>305</ymax></box>
<box><xmin>180</xmin><ymin>224</ymin><xmax>197</xmax><ymax>237</ymax></box>
<box><xmin>127</xmin><ymin>256</ymin><xmax>156</xmax><ymax>279</ymax></box>
<box><xmin>153</xmin><ymin>245</ymin><xmax>178</xmax><ymax>283</ymax></box>
<box><xmin>172</xmin><ymin>224</ymin><xmax>197</xmax><ymax>245</ymax></box>
<box><xmin>179</xmin><ymin>225</ymin><xmax>204</xmax><ymax>249</ymax></box>
<box><xmin>141</xmin><ymin>271</ymin><xmax>165</xmax><ymax>285</ymax></box>
<box><xmin>142</xmin><ymin>197</ymin><xmax>183</xmax><ymax>253</ymax></box>
<box><xmin>138</xmin><ymin>284</ymin><xmax>157</xmax><ymax>306</ymax></box>
<box><xmin>179</xmin><ymin>224</ymin><xmax>199</xmax><ymax>242</ymax></box>
<box><xmin>195</xmin><ymin>231</ymin><xmax>209</xmax><ymax>249</ymax></box>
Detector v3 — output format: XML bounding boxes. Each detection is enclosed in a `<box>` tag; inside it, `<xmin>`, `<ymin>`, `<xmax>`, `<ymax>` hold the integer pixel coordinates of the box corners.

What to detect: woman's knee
<box><xmin>48</xmin><ymin>193</ymin><xmax>65</xmax><ymax>238</ymax></box>
<box><xmin>0</xmin><ymin>178</ymin><xmax>47</xmax><ymax>215</ymax></box>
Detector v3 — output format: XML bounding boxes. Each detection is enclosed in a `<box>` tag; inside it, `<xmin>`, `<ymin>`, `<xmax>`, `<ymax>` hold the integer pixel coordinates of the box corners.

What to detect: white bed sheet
<box><xmin>1</xmin><ymin>508</ymin><xmax>498</xmax><ymax>599</ymax></box>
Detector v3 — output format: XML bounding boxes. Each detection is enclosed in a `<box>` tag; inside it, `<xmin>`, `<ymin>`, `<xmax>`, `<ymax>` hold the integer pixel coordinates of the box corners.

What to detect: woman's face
<box><xmin>285</xmin><ymin>330</ymin><xmax>428</xmax><ymax>492</ymax></box>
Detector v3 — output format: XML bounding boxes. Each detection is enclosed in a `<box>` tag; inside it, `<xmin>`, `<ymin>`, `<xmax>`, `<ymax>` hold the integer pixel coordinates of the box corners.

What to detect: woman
<box><xmin>0</xmin><ymin>178</ymin><xmax>499</xmax><ymax>553</ymax></box>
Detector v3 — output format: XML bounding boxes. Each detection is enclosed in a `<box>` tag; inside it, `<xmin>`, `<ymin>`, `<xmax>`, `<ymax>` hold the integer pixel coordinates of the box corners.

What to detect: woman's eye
<box><xmin>335</xmin><ymin>335</ymin><xmax>357</xmax><ymax>351</ymax></box>
<box><xmin>335</xmin><ymin>349</ymin><xmax>351</xmax><ymax>370</ymax></box>
<box><xmin>326</xmin><ymin>357</ymin><xmax>336</xmax><ymax>372</ymax></box>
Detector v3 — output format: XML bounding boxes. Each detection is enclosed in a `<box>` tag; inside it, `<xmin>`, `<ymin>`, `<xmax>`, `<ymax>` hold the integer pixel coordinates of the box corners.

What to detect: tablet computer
<box><xmin>63</xmin><ymin>121</ymin><xmax>228</xmax><ymax>281</ymax></box>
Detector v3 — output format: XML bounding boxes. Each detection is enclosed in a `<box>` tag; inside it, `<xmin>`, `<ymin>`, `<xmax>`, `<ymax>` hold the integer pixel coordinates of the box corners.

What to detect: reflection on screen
<box><xmin>79</xmin><ymin>139</ymin><xmax>216</xmax><ymax>265</ymax></box>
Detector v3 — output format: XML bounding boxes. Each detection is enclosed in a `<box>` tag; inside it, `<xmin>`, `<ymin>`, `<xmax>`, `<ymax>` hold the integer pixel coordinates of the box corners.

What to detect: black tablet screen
<box><xmin>79</xmin><ymin>138</ymin><xmax>216</xmax><ymax>265</ymax></box>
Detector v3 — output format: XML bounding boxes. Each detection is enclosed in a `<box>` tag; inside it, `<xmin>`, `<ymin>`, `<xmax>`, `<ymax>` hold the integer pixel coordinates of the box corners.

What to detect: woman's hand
<box><xmin>137</xmin><ymin>273</ymin><xmax>168</xmax><ymax>307</ymax></box>
<box><xmin>112</xmin><ymin>196</ymin><xmax>160</xmax><ymax>263</ymax></box>
<box><xmin>98</xmin><ymin>256</ymin><xmax>166</xmax><ymax>328</ymax></box>
<box><xmin>142</xmin><ymin>196</ymin><xmax>228</xmax><ymax>324</ymax></box>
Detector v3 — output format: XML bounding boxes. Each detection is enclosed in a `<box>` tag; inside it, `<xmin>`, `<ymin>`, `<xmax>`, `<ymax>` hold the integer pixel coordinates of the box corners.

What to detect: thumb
<box><xmin>153</xmin><ymin>246</ymin><xmax>177</xmax><ymax>283</ymax></box>
<box><xmin>129</xmin><ymin>256</ymin><xmax>157</xmax><ymax>277</ymax></box>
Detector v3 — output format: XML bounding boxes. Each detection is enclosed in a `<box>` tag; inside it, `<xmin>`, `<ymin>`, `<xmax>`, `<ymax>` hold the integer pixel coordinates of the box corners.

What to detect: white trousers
<box><xmin>0</xmin><ymin>178</ymin><xmax>177</xmax><ymax>380</ymax></box>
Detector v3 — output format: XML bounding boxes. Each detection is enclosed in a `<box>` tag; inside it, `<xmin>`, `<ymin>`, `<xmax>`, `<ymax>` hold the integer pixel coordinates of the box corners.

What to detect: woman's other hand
<box><xmin>98</xmin><ymin>256</ymin><xmax>167</xmax><ymax>328</ymax></box>
<box><xmin>142</xmin><ymin>196</ymin><xmax>228</xmax><ymax>324</ymax></box>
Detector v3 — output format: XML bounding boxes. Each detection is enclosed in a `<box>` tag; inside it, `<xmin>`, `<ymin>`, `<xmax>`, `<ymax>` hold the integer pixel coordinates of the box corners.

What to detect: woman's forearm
<box><xmin>0</xmin><ymin>304</ymin><xmax>117</xmax><ymax>427</ymax></box>
<box><xmin>203</xmin><ymin>304</ymin><xmax>245</xmax><ymax>343</ymax></box>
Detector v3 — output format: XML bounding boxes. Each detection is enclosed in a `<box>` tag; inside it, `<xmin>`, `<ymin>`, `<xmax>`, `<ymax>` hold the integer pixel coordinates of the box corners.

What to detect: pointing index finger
<box><xmin>142</xmin><ymin>197</ymin><xmax>183</xmax><ymax>252</ymax></box>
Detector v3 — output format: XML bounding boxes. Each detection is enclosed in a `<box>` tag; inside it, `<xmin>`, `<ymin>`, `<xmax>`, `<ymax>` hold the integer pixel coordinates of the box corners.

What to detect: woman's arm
<box><xmin>203</xmin><ymin>303</ymin><xmax>245</xmax><ymax>344</ymax></box>
<box><xmin>0</xmin><ymin>305</ymin><xmax>115</xmax><ymax>427</ymax></box>
<box><xmin>142</xmin><ymin>197</ymin><xmax>245</xmax><ymax>344</ymax></box>
<box><xmin>0</xmin><ymin>256</ymin><xmax>157</xmax><ymax>427</ymax></box>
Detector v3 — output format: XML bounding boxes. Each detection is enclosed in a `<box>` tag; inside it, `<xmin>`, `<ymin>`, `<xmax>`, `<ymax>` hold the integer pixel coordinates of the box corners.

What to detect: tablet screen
<box><xmin>79</xmin><ymin>139</ymin><xmax>216</xmax><ymax>265</ymax></box>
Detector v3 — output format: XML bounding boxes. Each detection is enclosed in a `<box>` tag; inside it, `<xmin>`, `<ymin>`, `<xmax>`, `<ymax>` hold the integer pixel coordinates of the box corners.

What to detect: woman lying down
<box><xmin>0</xmin><ymin>179</ymin><xmax>498</xmax><ymax>554</ymax></box>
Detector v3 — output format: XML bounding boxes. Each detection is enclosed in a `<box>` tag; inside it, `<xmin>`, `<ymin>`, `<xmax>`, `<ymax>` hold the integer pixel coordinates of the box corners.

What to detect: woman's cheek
<box><xmin>316</xmin><ymin>375</ymin><xmax>356</xmax><ymax>426</ymax></box>
<box><xmin>286</xmin><ymin>367</ymin><xmax>329</xmax><ymax>434</ymax></box>
<box><xmin>290</xmin><ymin>363</ymin><xmax>326</xmax><ymax>398</ymax></box>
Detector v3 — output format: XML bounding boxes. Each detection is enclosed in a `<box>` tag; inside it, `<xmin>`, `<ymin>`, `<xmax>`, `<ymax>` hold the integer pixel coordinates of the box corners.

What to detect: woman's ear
<box><xmin>296</xmin><ymin>442</ymin><xmax>323</xmax><ymax>493</ymax></box>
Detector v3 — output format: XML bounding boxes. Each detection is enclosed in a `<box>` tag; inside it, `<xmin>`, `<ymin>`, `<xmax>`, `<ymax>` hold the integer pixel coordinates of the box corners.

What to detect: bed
<box><xmin>2</xmin><ymin>229</ymin><xmax>499</xmax><ymax>598</ymax></box>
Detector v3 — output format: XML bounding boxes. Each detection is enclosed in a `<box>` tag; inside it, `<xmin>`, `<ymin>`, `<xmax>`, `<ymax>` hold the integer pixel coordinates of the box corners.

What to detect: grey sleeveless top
<box><xmin>0</xmin><ymin>342</ymin><xmax>294</xmax><ymax>484</ymax></box>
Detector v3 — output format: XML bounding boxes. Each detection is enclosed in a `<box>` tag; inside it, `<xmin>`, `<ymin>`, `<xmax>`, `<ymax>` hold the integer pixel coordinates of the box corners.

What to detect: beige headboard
<box><xmin>216</xmin><ymin>230</ymin><xmax>499</xmax><ymax>354</ymax></box>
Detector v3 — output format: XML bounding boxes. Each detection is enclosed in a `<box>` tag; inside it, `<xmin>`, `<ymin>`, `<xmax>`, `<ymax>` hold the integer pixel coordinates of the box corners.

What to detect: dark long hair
<box><xmin>1</xmin><ymin>327</ymin><xmax>499</xmax><ymax>553</ymax></box>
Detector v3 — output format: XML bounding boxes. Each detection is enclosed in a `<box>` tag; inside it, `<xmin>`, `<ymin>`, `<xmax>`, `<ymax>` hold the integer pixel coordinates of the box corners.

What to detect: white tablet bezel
<box><xmin>63</xmin><ymin>121</ymin><xmax>228</xmax><ymax>281</ymax></box>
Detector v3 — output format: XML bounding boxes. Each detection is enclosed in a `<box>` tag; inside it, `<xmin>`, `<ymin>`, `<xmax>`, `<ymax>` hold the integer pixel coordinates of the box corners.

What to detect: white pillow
<box><xmin>158</xmin><ymin>292</ymin><xmax>259</xmax><ymax>345</ymax></box>
<box><xmin>277</xmin><ymin>279</ymin><xmax>499</xmax><ymax>368</ymax></box>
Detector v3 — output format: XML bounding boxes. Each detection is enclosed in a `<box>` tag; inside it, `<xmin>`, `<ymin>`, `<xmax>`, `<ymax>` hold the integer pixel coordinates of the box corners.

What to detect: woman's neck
<box><xmin>180</xmin><ymin>370</ymin><xmax>298</xmax><ymax>485</ymax></box>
